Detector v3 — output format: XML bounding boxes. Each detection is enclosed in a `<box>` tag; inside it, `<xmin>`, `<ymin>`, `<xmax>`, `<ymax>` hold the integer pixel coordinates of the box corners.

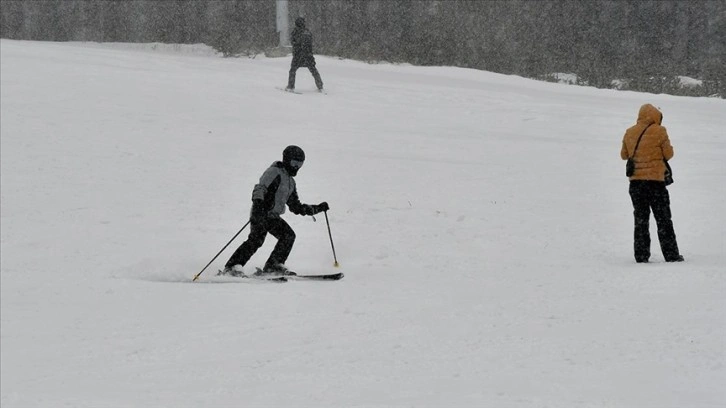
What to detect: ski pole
<box><xmin>323</xmin><ymin>211</ymin><xmax>340</xmax><ymax>267</ymax></box>
<box><xmin>192</xmin><ymin>221</ymin><xmax>250</xmax><ymax>281</ymax></box>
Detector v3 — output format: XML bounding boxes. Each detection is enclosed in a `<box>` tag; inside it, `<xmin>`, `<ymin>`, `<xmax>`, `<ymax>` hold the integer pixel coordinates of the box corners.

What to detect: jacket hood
<box><xmin>637</xmin><ymin>103</ymin><xmax>663</xmax><ymax>126</ymax></box>
<box><xmin>295</xmin><ymin>17</ymin><xmax>306</xmax><ymax>29</ymax></box>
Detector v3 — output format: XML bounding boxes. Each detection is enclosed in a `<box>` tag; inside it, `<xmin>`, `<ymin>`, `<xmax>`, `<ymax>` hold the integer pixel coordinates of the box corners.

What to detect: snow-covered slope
<box><xmin>1</xmin><ymin>40</ymin><xmax>724</xmax><ymax>407</ymax></box>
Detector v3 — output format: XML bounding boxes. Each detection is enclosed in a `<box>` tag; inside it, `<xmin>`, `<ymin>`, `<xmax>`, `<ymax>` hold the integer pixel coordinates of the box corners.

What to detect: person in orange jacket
<box><xmin>621</xmin><ymin>103</ymin><xmax>684</xmax><ymax>263</ymax></box>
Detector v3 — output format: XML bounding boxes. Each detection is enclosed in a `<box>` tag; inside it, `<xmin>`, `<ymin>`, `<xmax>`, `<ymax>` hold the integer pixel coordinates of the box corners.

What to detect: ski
<box><xmin>216</xmin><ymin>269</ymin><xmax>287</xmax><ymax>283</ymax></box>
<box><xmin>289</xmin><ymin>272</ymin><xmax>344</xmax><ymax>281</ymax></box>
<box><xmin>249</xmin><ymin>275</ymin><xmax>288</xmax><ymax>283</ymax></box>
<box><xmin>253</xmin><ymin>268</ymin><xmax>344</xmax><ymax>281</ymax></box>
<box><xmin>216</xmin><ymin>268</ymin><xmax>343</xmax><ymax>283</ymax></box>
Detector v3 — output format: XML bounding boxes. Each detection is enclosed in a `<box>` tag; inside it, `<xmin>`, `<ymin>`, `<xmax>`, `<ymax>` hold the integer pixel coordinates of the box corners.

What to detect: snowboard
<box><xmin>276</xmin><ymin>86</ymin><xmax>302</xmax><ymax>94</ymax></box>
<box><xmin>275</xmin><ymin>86</ymin><xmax>326</xmax><ymax>95</ymax></box>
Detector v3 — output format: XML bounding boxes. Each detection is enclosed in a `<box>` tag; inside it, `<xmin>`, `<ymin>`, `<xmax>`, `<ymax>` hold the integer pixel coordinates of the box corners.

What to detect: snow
<box><xmin>552</xmin><ymin>72</ymin><xmax>578</xmax><ymax>85</ymax></box>
<box><xmin>73</xmin><ymin>41</ymin><xmax>224</xmax><ymax>58</ymax></box>
<box><xmin>1</xmin><ymin>39</ymin><xmax>725</xmax><ymax>407</ymax></box>
<box><xmin>678</xmin><ymin>76</ymin><xmax>704</xmax><ymax>88</ymax></box>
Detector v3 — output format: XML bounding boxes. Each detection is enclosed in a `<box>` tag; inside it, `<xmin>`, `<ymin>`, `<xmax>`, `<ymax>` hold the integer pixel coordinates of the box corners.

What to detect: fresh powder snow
<box><xmin>1</xmin><ymin>40</ymin><xmax>725</xmax><ymax>407</ymax></box>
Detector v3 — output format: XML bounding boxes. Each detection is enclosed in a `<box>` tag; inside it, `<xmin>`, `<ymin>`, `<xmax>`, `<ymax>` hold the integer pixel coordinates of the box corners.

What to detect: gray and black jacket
<box><xmin>251</xmin><ymin>161</ymin><xmax>316</xmax><ymax>217</ymax></box>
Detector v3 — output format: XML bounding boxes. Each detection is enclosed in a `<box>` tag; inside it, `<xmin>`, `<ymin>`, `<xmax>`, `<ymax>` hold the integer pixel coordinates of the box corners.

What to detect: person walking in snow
<box><xmin>220</xmin><ymin>145</ymin><xmax>329</xmax><ymax>276</ymax></box>
<box><xmin>286</xmin><ymin>17</ymin><xmax>324</xmax><ymax>92</ymax></box>
<box><xmin>621</xmin><ymin>103</ymin><xmax>684</xmax><ymax>263</ymax></box>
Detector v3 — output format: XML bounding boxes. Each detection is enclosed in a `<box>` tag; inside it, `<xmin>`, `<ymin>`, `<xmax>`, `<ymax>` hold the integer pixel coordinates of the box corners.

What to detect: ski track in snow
<box><xmin>1</xmin><ymin>40</ymin><xmax>725</xmax><ymax>407</ymax></box>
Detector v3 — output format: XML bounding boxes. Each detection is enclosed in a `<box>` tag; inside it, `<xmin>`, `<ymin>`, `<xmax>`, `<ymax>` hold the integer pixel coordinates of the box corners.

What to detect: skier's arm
<box><xmin>291</xmin><ymin>29</ymin><xmax>300</xmax><ymax>48</ymax></box>
<box><xmin>287</xmin><ymin>188</ymin><xmax>315</xmax><ymax>216</ymax></box>
<box><xmin>287</xmin><ymin>188</ymin><xmax>329</xmax><ymax>216</ymax></box>
<box><xmin>660</xmin><ymin>127</ymin><xmax>674</xmax><ymax>161</ymax></box>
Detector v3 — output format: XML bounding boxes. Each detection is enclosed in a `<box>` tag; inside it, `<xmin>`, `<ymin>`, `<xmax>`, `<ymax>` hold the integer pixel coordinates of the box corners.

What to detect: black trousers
<box><xmin>628</xmin><ymin>180</ymin><xmax>680</xmax><ymax>262</ymax></box>
<box><xmin>287</xmin><ymin>61</ymin><xmax>323</xmax><ymax>90</ymax></box>
<box><xmin>225</xmin><ymin>216</ymin><xmax>296</xmax><ymax>269</ymax></box>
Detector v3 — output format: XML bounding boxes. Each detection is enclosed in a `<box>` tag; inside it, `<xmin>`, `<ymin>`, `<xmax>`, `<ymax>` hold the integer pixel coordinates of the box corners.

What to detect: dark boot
<box><xmin>258</xmin><ymin>263</ymin><xmax>296</xmax><ymax>276</ymax></box>
<box><xmin>217</xmin><ymin>264</ymin><xmax>245</xmax><ymax>277</ymax></box>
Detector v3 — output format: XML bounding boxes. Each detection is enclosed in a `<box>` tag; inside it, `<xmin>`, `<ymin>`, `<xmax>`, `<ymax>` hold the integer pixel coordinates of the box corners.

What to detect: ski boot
<box><xmin>217</xmin><ymin>264</ymin><xmax>245</xmax><ymax>277</ymax></box>
<box><xmin>255</xmin><ymin>264</ymin><xmax>297</xmax><ymax>277</ymax></box>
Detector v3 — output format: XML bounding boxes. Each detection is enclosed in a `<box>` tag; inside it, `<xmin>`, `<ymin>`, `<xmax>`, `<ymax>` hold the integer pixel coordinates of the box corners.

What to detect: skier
<box><xmin>286</xmin><ymin>17</ymin><xmax>324</xmax><ymax>92</ymax></box>
<box><xmin>621</xmin><ymin>103</ymin><xmax>684</xmax><ymax>263</ymax></box>
<box><xmin>220</xmin><ymin>145</ymin><xmax>329</xmax><ymax>276</ymax></box>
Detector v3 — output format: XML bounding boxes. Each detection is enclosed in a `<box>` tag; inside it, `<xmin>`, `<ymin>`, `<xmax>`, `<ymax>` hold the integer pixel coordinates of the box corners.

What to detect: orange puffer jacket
<box><xmin>620</xmin><ymin>104</ymin><xmax>674</xmax><ymax>181</ymax></box>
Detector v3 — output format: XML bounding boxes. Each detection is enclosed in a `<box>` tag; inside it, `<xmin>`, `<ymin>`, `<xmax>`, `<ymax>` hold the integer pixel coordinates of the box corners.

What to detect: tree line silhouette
<box><xmin>2</xmin><ymin>0</ymin><xmax>724</xmax><ymax>97</ymax></box>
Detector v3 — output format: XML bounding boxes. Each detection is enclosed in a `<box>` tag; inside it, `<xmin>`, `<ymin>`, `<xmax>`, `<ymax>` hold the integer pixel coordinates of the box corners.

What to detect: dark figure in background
<box><xmin>620</xmin><ymin>103</ymin><xmax>684</xmax><ymax>263</ymax></box>
<box><xmin>286</xmin><ymin>17</ymin><xmax>324</xmax><ymax>92</ymax></box>
<box><xmin>220</xmin><ymin>146</ymin><xmax>329</xmax><ymax>277</ymax></box>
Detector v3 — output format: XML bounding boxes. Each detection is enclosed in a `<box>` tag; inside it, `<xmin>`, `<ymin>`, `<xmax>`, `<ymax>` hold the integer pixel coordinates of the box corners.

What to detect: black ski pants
<box><xmin>287</xmin><ymin>60</ymin><xmax>323</xmax><ymax>90</ymax></box>
<box><xmin>225</xmin><ymin>216</ymin><xmax>296</xmax><ymax>270</ymax></box>
<box><xmin>628</xmin><ymin>180</ymin><xmax>680</xmax><ymax>262</ymax></box>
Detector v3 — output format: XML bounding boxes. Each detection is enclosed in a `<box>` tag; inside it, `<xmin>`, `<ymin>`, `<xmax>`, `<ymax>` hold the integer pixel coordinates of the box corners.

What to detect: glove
<box><xmin>314</xmin><ymin>201</ymin><xmax>329</xmax><ymax>214</ymax></box>
<box><xmin>250</xmin><ymin>199</ymin><xmax>266</xmax><ymax>224</ymax></box>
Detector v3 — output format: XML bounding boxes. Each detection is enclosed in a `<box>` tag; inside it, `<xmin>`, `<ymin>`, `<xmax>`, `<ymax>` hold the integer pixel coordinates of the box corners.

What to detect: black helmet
<box><xmin>282</xmin><ymin>145</ymin><xmax>305</xmax><ymax>175</ymax></box>
<box><xmin>283</xmin><ymin>145</ymin><xmax>305</xmax><ymax>162</ymax></box>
